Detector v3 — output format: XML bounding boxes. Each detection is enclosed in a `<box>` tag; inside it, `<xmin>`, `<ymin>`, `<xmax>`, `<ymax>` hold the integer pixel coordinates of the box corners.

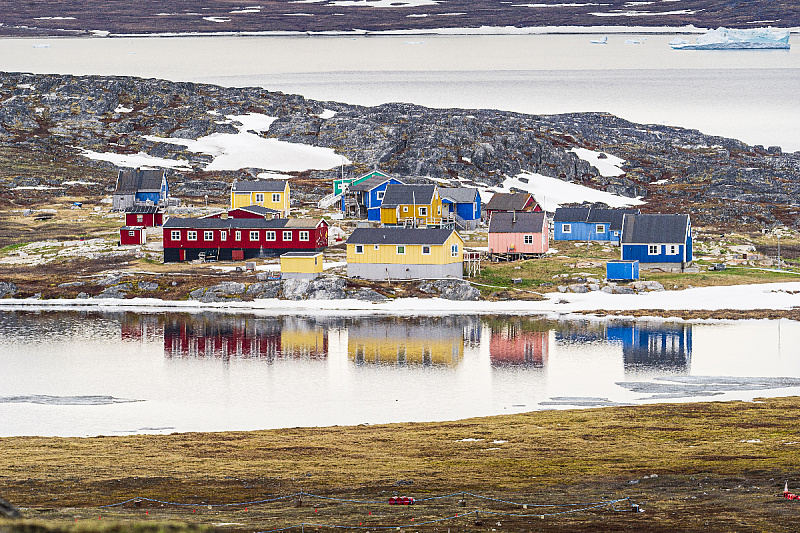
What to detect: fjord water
<box><xmin>1</xmin><ymin>310</ymin><xmax>799</xmax><ymax>437</ymax></box>
<box><xmin>1</xmin><ymin>33</ymin><xmax>799</xmax><ymax>151</ymax></box>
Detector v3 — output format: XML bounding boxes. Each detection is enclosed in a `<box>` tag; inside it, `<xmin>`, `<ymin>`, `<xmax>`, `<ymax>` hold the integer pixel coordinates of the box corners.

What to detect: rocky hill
<box><xmin>0</xmin><ymin>71</ymin><xmax>799</xmax><ymax>228</ymax></box>
<box><xmin>1</xmin><ymin>0</ymin><xmax>798</xmax><ymax>36</ymax></box>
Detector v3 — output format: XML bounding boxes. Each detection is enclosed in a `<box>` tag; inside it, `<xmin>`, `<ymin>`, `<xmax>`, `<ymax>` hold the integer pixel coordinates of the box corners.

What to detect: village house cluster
<box><xmin>112</xmin><ymin>168</ymin><xmax>694</xmax><ymax>282</ymax></box>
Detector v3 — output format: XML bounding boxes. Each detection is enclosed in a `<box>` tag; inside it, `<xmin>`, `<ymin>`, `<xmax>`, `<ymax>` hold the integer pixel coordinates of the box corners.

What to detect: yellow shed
<box><xmin>345</xmin><ymin>227</ymin><xmax>464</xmax><ymax>280</ymax></box>
<box><xmin>280</xmin><ymin>251</ymin><xmax>323</xmax><ymax>279</ymax></box>
<box><xmin>231</xmin><ymin>179</ymin><xmax>290</xmax><ymax>216</ymax></box>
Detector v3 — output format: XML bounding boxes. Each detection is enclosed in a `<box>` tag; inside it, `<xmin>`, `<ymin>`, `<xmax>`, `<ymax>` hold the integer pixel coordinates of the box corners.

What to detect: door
<box><xmin>179</xmin><ymin>249</ymin><xmax>185</xmax><ymax>261</ymax></box>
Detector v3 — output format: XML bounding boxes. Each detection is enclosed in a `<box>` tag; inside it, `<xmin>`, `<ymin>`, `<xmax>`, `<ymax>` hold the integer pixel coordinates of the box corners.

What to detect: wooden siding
<box><xmin>230</xmin><ymin>183</ymin><xmax>290</xmax><ymax>213</ymax></box>
<box><xmin>163</xmin><ymin>227</ymin><xmax>324</xmax><ymax>252</ymax></box>
<box><xmin>380</xmin><ymin>194</ymin><xmax>443</xmax><ymax>225</ymax></box>
<box><xmin>347</xmin><ymin>232</ymin><xmax>464</xmax><ymax>265</ymax></box>
<box><xmin>488</xmin><ymin>221</ymin><xmax>549</xmax><ymax>254</ymax></box>
<box><xmin>281</xmin><ymin>254</ymin><xmax>323</xmax><ymax>274</ymax></box>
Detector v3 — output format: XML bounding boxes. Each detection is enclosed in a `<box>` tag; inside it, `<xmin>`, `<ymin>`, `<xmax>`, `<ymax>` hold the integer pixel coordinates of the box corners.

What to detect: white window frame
<box><xmin>437</xmin><ymin>205</ymin><xmax>441</xmax><ymax>216</ymax></box>
<box><xmin>355</xmin><ymin>244</ymin><xmax>364</xmax><ymax>254</ymax></box>
<box><xmin>524</xmin><ymin>235</ymin><xmax>533</xmax><ymax>245</ymax></box>
<box><xmin>421</xmin><ymin>245</ymin><xmax>431</xmax><ymax>255</ymax></box>
<box><xmin>648</xmin><ymin>244</ymin><xmax>660</xmax><ymax>255</ymax></box>
<box><xmin>419</xmin><ymin>206</ymin><xmax>428</xmax><ymax>217</ymax></box>
<box><xmin>596</xmin><ymin>224</ymin><xmax>605</xmax><ymax>233</ymax></box>
<box><xmin>204</xmin><ymin>230</ymin><xmax>214</xmax><ymax>241</ymax></box>
<box><xmin>255</xmin><ymin>193</ymin><xmax>264</xmax><ymax>203</ymax></box>
<box><xmin>374</xmin><ymin>245</ymin><xmax>380</xmax><ymax>250</ymax></box>
<box><xmin>136</xmin><ymin>214</ymin><xmax>143</xmax><ymax>223</ymax></box>
<box><xmin>272</xmin><ymin>193</ymin><xmax>281</xmax><ymax>203</ymax></box>
<box><xmin>266</xmin><ymin>230</ymin><xmax>276</xmax><ymax>241</ymax></box>
<box><xmin>451</xmin><ymin>244</ymin><xmax>459</xmax><ymax>257</ymax></box>
<box><xmin>187</xmin><ymin>231</ymin><xmax>197</xmax><ymax>241</ymax></box>
<box><xmin>283</xmin><ymin>230</ymin><xmax>292</xmax><ymax>241</ymax></box>
<box><xmin>299</xmin><ymin>231</ymin><xmax>309</xmax><ymax>241</ymax></box>
<box><xmin>667</xmin><ymin>244</ymin><xmax>679</xmax><ymax>255</ymax></box>
<box><xmin>376</xmin><ymin>191</ymin><xmax>385</xmax><ymax>201</ymax></box>
<box><xmin>403</xmin><ymin>206</ymin><xmax>409</xmax><ymax>213</ymax></box>
<box><xmin>397</xmin><ymin>245</ymin><xmax>406</xmax><ymax>255</ymax></box>
<box><xmin>250</xmin><ymin>230</ymin><xmax>260</xmax><ymax>241</ymax></box>
<box><xmin>235</xmin><ymin>230</ymin><xmax>241</xmax><ymax>241</ymax></box>
<box><xmin>128</xmin><ymin>230</ymin><xmax>135</xmax><ymax>237</ymax></box>
<box><xmin>562</xmin><ymin>223</ymin><xmax>572</xmax><ymax>234</ymax></box>
<box><xmin>170</xmin><ymin>230</ymin><xmax>180</xmax><ymax>241</ymax></box>
<box><xmin>220</xmin><ymin>231</ymin><xmax>227</xmax><ymax>241</ymax></box>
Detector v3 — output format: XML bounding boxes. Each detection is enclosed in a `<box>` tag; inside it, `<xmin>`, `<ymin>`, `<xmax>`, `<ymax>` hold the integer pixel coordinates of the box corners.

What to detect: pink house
<box><xmin>488</xmin><ymin>211</ymin><xmax>549</xmax><ymax>257</ymax></box>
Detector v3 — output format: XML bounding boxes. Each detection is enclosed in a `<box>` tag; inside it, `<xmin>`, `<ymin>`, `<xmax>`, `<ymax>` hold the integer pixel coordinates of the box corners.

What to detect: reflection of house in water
<box><xmin>348</xmin><ymin>317</ymin><xmax>466</xmax><ymax>366</ymax></box>
<box><xmin>485</xmin><ymin>317</ymin><xmax>550</xmax><ymax>367</ymax></box>
<box><xmin>606</xmin><ymin>323</ymin><xmax>692</xmax><ymax>372</ymax></box>
<box><xmin>163</xmin><ymin>314</ymin><xmax>328</xmax><ymax>359</ymax></box>
<box><xmin>121</xmin><ymin>313</ymin><xmax>161</xmax><ymax>342</ymax></box>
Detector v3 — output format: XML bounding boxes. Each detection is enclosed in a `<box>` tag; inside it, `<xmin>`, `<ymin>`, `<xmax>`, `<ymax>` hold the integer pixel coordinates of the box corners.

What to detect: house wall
<box><xmin>120</xmin><ymin>228</ymin><xmax>145</xmax><ymax>245</ymax></box>
<box><xmin>163</xmin><ymin>226</ymin><xmax>325</xmax><ymax>262</ymax></box>
<box><xmin>135</xmin><ymin>191</ymin><xmax>162</xmax><ymax>205</ymax></box>
<box><xmin>113</xmin><ymin>193</ymin><xmax>135</xmax><ymax>211</ymax></box>
<box><xmin>380</xmin><ymin>198</ymin><xmax>444</xmax><ymax>225</ymax></box>
<box><xmin>366</xmin><ymin>180</ymin><xmax>403</xmax><ymax>221</ymax></box>
<box><xmin>347</xmin><ymin>232</ymin><xmax>464</xmax><ymax>266</ymax></box>
<box><xmin>347</xmin><ymin>262</ymin><xmax>463</xmax><ymax>280</ymax></box>
<box><xmin>281</xmin><ymin>255</ymin><xmax>323</xmax><ymax>275</ymax></box>
<box><xmin>125</xmin><ymin>212</ymin><xmax>163</xmax><ymax>227</ymax></box>
<box><xmin>554</xmin><ymin>221</ymin><xmax>618</xmax><ymax>242</ymax></box>
<box><xmin>230</xmin><ymin>184</ymin><xmax>290</xmax><ymax>214</ymax></box>
<box><xmin>489</xmin><ymin>231</ymin><xmax>548</xmax><ymax>254</ymax></box>
<box><xmin>621</xmin><ymin>243</ymin><xmax>686</xmax><ymax>264</ymax></box>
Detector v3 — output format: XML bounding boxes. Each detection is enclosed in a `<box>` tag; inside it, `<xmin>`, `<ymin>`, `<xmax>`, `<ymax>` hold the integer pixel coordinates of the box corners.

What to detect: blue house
<box><xmin>112</xmin><ymin>168</ymin><xmax>169</xmax><ymax>211</ymax></box>
<box><xmin>342</xmin><ymin>171</ymin><xmax>404</xmax><ymax>221</ymax></box>
<box><xmin>620</xmin><ymin>213</ymin><xmax>693</xmax><ymax>270</ymax></box>
<box><xmin>441</xmin><ymin>187</ymin><xmax>481</xmax><ymax>230</ymax></box>
<box><xmin>553</xmin><ymin>207</ymin><xmax>640</xmax><ymax>244</ymax></box>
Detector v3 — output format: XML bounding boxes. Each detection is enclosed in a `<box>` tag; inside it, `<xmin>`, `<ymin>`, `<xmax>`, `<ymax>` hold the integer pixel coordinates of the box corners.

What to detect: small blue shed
<box><xmin>606</xmin><ymin>260</ymin><xmax>639</xmax><ymax>281</ymax></box>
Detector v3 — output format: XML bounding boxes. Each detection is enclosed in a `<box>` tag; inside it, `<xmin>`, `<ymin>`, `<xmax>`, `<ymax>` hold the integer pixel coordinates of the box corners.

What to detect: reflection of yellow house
<box><xmin>380</xmin><ymin>184</ymin><xmax>442</xmax><ymax>226</ymax></box>
<box><xmin>280</xmin><ymin>317</ymin><xmax>328</xmax><ymax>358</ymax></box>
<box><xmin>231</xmin><ymin>179</ymin><xmax>290</xmax><ymax>216</ymax></box>
<box><xmin>346</xmin><ymin>228</ymin><xmax>464</xmax><ymax>280</ymax></box>
<box><xmin>280</xmin><ymin>252</ymin><xmax>323</xmax><ymax>279</ymax></box>
<box><xmin>348</xmin><ymin>320</ymin><xmax>464</xmax><ymax>367</ymax></box>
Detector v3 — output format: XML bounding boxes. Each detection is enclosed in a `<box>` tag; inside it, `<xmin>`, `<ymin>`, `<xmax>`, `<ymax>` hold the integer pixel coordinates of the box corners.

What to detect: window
<box><xmin>355</xmin><ymin>245</ymin><xmax>364</xmax><ymax>254</ymax></box>
<box><xmin>667</xmin><ymin>244</ymin><xmax>679</xmax><ymax>255</ymax></box>
<box><xmin>397</xmin><ymin>245</ymin><xmax>406</xmax><ymax>255</ymax></box>
<box><xmin>422</xmin><ymin>245</ymin><xmax>431</xmax><ymax>255</ymax></box>
<box><xmin>170</xmin><ymin>230</ymin><xmax>180</xmax><ymax>241</ymax></box>
<box><xmin>299</xmin><ymin>231</ymin><xmax>309</xmax><ymax>241</ymax></box>
<box><xmin>403</xmin><ymin>206</ymin><xmax>409</xmax><ymax>212</ymax></box>
<box><xmin>524</xmin><ymin>235</ymin><xmax>533</xmax><ymax>244</ymax></box>
<box><xmin>255</xmin><ymin>193</ymin><xmax>264</xmax><ymax>203</ymax></box>
<box><xmin>451</xmin><ymin>244</ymin><xmax>459</xmax><ymax>257</ymax></box>
<box><xmin>283</xmin><ymin>231</ymin><xmax>292</xmax><ymax>241</ymax></box>
<box><xmin>596</xmin><ymin>224</ymin><xmax>605</xmax><ymax>233</ymax></box>
<box><xmin>136</xmin><ymin>215</ymin><xmax>143</xmax><ymax>223</ymax></box>
<box><xmin>187</xmin><ymin>231</ymin><xmax>197</xmax><ymax>241</ymax></box>
<box><xmin>562</xmin><ymin>223</ymin><xmax>572</xmax><ymax>234</ymax></box>
<box><xmin>272</xmin><ymin>193</ymin><xmax>281</xmax><ymax>203</ymax></box>
<box><xmin>266</xmin><ymin>231</ymin><xmax>276</xmax><ymax>241</ymax></box>
<box><xmin>648</xmin><ymin>244</ymin><xmax>660</xmax><ymax>255</ymax></box>
<box><xmin>128</xmin><ymin>230</ymin><xmax>135</xmax><ymax>237</ymax></box>
<box><xmin>437</xmin><ymin>205</ymin><xmax>441</xmax><ymax>215</ymax></box>
<box><xmin>235</xmin><ymin>231</ymin><xmax>241</xmax><ymax>241</ymax></box>
<box><xmin>220</xmin><ymin>231</ymin><xmax>227</xmax><ymax>241</ymax></box>
<box><xmin>376</xmin><ymin>191</ymin><xmax>385</xmax><ymax>201</ymax></box>
<box><xmin>250</xmin><ymin>231</ymin><xmax>259</xmax><ymax>241</ymax></box>
<box><xmin>374</xmin><ymin>245</ymin><xmax>379</xmax><ymax>250</ymax></box>
<box><xmin>314</xmin><ymin>257</ymin><xmax>318</xmax><ymax>265</ymax></box>
<box><xmin>204</xmin><ymin>231</ymin><xmax>213</xmax><ymax>241</ymax></box>
<box><xmin>419</xmin><ymin>207</ymin><xmax>428</xmax><ymax>217</ymax></box>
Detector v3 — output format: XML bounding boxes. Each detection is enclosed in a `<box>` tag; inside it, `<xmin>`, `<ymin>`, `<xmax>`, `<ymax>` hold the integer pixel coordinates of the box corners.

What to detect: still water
<box><xmin>1</xmin><ymin>34</ymin><xmax>799</xmax><ymax>150</ymax></box>
<box><xmin>1</xmin><ymin>310</ymin><xmax>799</xmax><ymax>437</ymax></box>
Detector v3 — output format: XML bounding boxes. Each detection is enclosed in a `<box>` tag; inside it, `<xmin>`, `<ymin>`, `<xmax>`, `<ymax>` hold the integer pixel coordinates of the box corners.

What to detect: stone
<box><xmin>58</xmin><ymin>281</ymin><xmax>85</xmax><ymax>288</ymax></box>
<box><xmin>600</xmin><ymin>286</ymin><xmax>614</xmax><ymax>294</ymax></box>
<box><xmin>632</xmin><ymin>281</ymin><xmax>664</xmax><ymax>291</ymax></box>
<box><xmin>97</xmin><ymin>274</ymin><xmax>124</xmax><ymax>286</ymax></box>
<box><xmin>568</xmin><ymin>284</ymin><xmax>588</xmax><ymax>294</ymax></box>
<box><xmin>557</xmin><ymin>285</ymin><xmax>567</xmax><ymax>293</ymax></box>
<box><xmin>588</xmin><ymin>283</ymin><xmax>600</xmax><ymax>291</ymax></box>
<box><xmin>245</xmin><ymin>281</ymin><xmax>281</xmax><ymax>299</ymax></box>
<box><xmin>308</xmin><ymin>277</ymin><xmax>346</xmax><ymax>300</ymax></box>
<box><xmin>0</xmin><ymin>281</ymin><xmax>18</xmax><ymax>298</ymax></box>
<box><xmin>282</xmin><ymin>278</ymin><xmax>310</xmax><ymax>300</ymax></box>
<box><xmin>76</xmin><ymin>292</ymin><xmax>90</xmax><ymax>299</ymax></box>
<box><xmin>612</xmin><ymin>286</ymin><xmax>636</xmax><ymax>295</ymax></box>
<box><xmin>189</xmin><ymin>288</ymin><xmax>206</xmax><ymax>300</ymax></box>
<box><xmin>0</xmin><ymin>495</ymin><xmax>22</xmax><ymax>519</ymax></box>
<box><xmin>432</xmin><ymin>279</ymin><xmax>480</xmax><ymax>301</ymax></box>
<box><xmin>137</xmin><ymin>281</ymin><xmax>159</xmax><ymax>291</ymax></box>
<box><xmin>347</xmin><ymin>288</ymin><xmax>388</xmax><ymax>302</ymax></box>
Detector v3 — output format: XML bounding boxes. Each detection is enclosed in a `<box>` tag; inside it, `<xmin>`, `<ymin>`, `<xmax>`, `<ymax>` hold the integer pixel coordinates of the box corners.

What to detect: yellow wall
<box><xmin>230</xmin><ymin>183</ymin><xmax>290</xmax><ymax>213</ymax></box>
<box><xmin>281</xmin><ymin>255</ymin><xmax>323</xmax><ymax>274</ymax></box>
<box><xmin>380</xmin><ymin>191</ymin><xmax>442</xmax><ymax>225</ymax></box>
<box><xmin>349</xmin><ymin>336</ymin><xmax>463</xmax><ymax>366</ymax></box>
<box><xmin>347</xmin><ymin>232</ymin><xmax>463</xmax><ymax>265</ymax></box>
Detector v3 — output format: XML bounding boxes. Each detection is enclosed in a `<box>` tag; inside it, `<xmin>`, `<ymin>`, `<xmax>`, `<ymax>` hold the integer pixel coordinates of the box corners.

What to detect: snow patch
<box><xmin>317</xmin><ymin>109</ymin><xmax>337</xmax><ymax>119</ymax></box>
<box><xmin>80</xmin><ymin>149</ymin><xmax>192</xmax><ymax>170</ymax></box>
<box><xmin>570</xmin><ymin>147</ymin><xmax>625</xmax><ymax>177</ymax></box>
<box><xmin>114</xmin><ymin>105</ymin><xmax>133</xmax><ymax>113</ymax></box>
<box><xmin>202</xmin><ymin>17</ymin><xmax>232</xmax><ymax>23</ymax></box>
<box><xmin>329</xmin><ymin>0</ymin><xmax>440</xmax><ymax>6</ymax></box>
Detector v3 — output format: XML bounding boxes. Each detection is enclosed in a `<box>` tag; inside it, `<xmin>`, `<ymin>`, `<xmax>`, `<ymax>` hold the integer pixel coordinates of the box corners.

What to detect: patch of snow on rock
<box><xmin>570</xmin><ymin>147</ymin><xmax>625</xmax><ymax>177</ymax></box>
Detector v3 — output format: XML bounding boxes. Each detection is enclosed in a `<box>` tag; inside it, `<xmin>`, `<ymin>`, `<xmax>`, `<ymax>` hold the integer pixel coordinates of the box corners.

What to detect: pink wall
<box><xmin>488</xmin><ymin>223</ymin><xmax>549</xmax><ymax>254</ymax></box>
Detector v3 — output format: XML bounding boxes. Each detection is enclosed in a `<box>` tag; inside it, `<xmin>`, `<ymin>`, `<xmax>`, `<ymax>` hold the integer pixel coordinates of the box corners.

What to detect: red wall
<box><xmin>125</xmin><ymin>212</ymin><xmax>163</xmax><ymax>227</ymax></box>
<box><xmin>163</xmin><ymin>226</ymin><xmax>326</xmax><ymax>251</ymax></box>
<box><xmin>120</xmin><ymin>228</ymin><xmax>145</xmax><ymax>245</ymax></box>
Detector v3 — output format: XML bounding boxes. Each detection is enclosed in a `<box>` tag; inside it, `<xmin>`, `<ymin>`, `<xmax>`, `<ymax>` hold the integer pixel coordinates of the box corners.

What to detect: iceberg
<box><xmin>670</xmin><ymin>27</ymin><xmax>790</xmax><ymax>50</ymax></box>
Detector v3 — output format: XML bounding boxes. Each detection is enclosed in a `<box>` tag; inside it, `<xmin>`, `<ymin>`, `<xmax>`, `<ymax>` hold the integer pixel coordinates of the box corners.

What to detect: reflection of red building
<box><xmin>121</xmin><ymin>314</ymin><xmax>161</xmax><ymax>342</ymax></box>
<box><xmin>489</xmin><ymin>326</ymin><xmax>549</xmax><ymax>367</ymax></box>
<box><xmin>163</xmin><ymin>316</ymin><xmax>328</xmax><ymax>360</ymax></box>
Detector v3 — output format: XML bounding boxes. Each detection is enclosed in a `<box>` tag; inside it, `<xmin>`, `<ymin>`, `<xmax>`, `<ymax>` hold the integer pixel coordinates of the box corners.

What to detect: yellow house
<box><xmin>230</xmin><ymin>179</ymin><xmax>290</xmax><ymax>216</ymax></box>
<box><xmin>280</xmin><ymin>251</ymin><xmax>323</xmax><ymax>279</ymax></box>
<box><xmin>348</xmin><ymin>318</ymin><xmax>464</xmax><ymax>367</ymax></box>
<box><xmin>379</xmin><ymin>184</ymin><xmax>442</xmax><ymax>226</ymax></box>
<box><xmin>346</xmin><ymin>227</ymin><xmax>464</xmax><ymax>280</ymax></box>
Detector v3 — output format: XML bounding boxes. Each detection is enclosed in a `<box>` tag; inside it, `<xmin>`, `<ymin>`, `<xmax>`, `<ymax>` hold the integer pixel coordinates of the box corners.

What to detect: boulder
<box><xmin>245</xmin><ymin>281</ymin><xmax>281</xmax><ymax>299</ymax></box>
<box><xmin>308</xmin><ymin>277</ymin><xmax>347</xmax><ymax>300</ymax></box>
<box><xmin>282</xmin><ymin>278</ymin><xmax>310</xmax><ymax>300</ymax></box>
<box><xmin>632</xmin><ymin>281</ymin><xmax>665</xmax><ymax>291</ymax></box>
<box><xmin>568</xmin><ymin>284</ymin><xmax>588</xmax><ymax>294</ymax></box>
<box><xmin>430</xmin><ymin>279</ymin><xmax>480</xmax><ymax>301</ymax></box>
<box><xmin>347</xmin><ymin>288</ymin><xmax>388</xmax><ymax>302</ymax></box>
<box><xmin>0</xmin><ymin>282</ymin><xmax>18</xmax><ymax>298</ymax></box>
<box><xmin>612</xmin><ymin>286</ymin><xmax>636</xmax><ymax>295</ymax></box>
<box><xmin>0</xmin><ymin>495</ymin><xmax>22</xmax><ymax>519</ymax></box>
<box><xmin>137</xmin><ymin>281</ymin><xmax>160</xmax><ymax>291</ymax></box>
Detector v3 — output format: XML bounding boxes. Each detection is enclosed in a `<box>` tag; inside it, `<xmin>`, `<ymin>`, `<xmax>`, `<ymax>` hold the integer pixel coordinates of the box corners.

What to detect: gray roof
<box><xmin>115</xmin><ymin>169</ymin><xmax>164</xmax><ymax>194</ymax></box>
<box><xmin>441</xmin><ymin>187</ymin><xmax>479</xmax><ymax>204</ymax></box>
<box><xmin>231</xmin><ymin>179</ymin><xmax>287</xmax><ymax>193</ymax></box>
<box><xmin>587</xmin><ymin>208</ymin><xmax>641</xmax><ymax>231</ymax></box>
<box><xmin>346</xmin><ymin>228</ymin><xmax>456</xmax><ymax>246</ymax></box>
<box><xmin>281</xmin><ymin>251</ymin><xmax>322</xmax><ymax>258</ymax></box>
<box><xmin>125</xmin><ymin>205</ymin><xmax>162</xmax><ymax>214</ymax></box>
<box><xmin>488</xmin><ymin>211</ymin><xmax>546</xmax><ymax>234</ymax></box>
<box><xmin>484</xmin><ymin>193</ymin><xmax>533</xmax><ymax>212</ymax></box>
<box><xmin>553</xmin><ymin>207</ymin><xmax>590</xmax><ymax>223</ymax></box>
<box><xmin>348</xmin><ymin>174</ymin><xmax>401</xmax><ymax>192</ymax></box>
<box><xmin>621</xmin><ymin>214</ymin><xmax>690</xmax><ymax>244</ymax></box>
<box><xmin>120</xmin><ymin>226</ymin><xmax>145</xmax><ymax>231</ymax></box>
<box><xmin>380</xmin><ymin>184</ymin><xmax>437</xmax><ymax>208</ymax></box>
<box><xmin>235</xmin><ymin>205</ymin><xmax>282</xmax><ymax>215</ymax></box>
<box><xmin>163</xmin><ymin>217</ymin><xmax>289</xmax><ymax>230</ymax></box>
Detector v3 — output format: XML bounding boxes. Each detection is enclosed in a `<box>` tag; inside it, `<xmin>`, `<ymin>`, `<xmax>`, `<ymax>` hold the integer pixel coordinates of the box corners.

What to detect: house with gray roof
<box><xmin>341</xmin><ymin>172</ymin><xmax>404</xmax><ymax>221</ymax></box>
<box><xmin>112</xmin><ymin>168</ymin><xmax>169</xmax><ymax>211</ymax></box>
<box><xmin>483</xmin><ymin>192</ymin><xmax>539</xmax><ymax>221</ymax></box>
<box><xmin>488</xmin><ymin>211</ymin><xmax>549</xmax><ymax>257</ymax></box>
<box><xmin>553</xmin><ymin>207</ymin><xmax>640</xmax><ymax>244</ymax></box>
<box><xmin>379</xmin><ymin>184</ymin><xmax>444</xmax><ymax>227</ymax></box>
<box><xmin>620</xmin><ymin>213</ymin><xmax>693</xmax><ymax>270</ymax></box>
<box><xmin>441</xmin><ymin>187</ymin><xmax>482</xmax><ymax>230</ymax></box>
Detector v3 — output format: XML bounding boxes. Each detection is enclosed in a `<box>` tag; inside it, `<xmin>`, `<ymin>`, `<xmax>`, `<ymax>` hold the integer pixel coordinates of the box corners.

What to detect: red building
<box><xmin>484</xmin><ymin>193</ymin><xmax>541</xmax><ymax>221</ymax></box>
<box><xmin>120</xmin><ymin>226</ymin><xmax>146</xmax><ymax>245</ymax></box>
<box><xmin>125</xmin><ymin>205</ymin><xmax>165</xmax><ymax>227</ymax></box>
<box><xmin>162</xmin><ymin>217</ymin><xmax>328</xmax><ymax>262</ymax></box>
<box><xmin>203</xmin><ymin>205</ymin><xmax>282</xmax><ymax>220</ymax></box>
